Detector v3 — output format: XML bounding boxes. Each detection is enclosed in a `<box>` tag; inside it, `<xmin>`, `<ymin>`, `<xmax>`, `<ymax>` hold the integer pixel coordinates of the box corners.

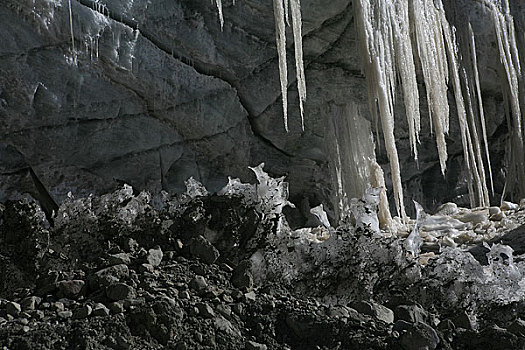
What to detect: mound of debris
<box><xmin>2</xmin><ymin>167</ymin><xmax>525</xmax><ymax>349</ymax></box>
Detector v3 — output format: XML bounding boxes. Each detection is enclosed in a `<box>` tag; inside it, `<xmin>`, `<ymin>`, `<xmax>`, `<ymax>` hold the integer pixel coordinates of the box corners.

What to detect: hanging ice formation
<box><xmin>208</xmin><ymin>1</ymin><xmax>525</xmax><ymax>220</ymax></box>
<box><xmin>215</xmin><ymin>0</ymin><xmax>224</xmax><ymax>30</ymax></box>
<box><xmin>273</xmin><ymin>0</ymin><xmax>306</xmax><ymax>131</ymax></box>
<box><xmin>354</xmin><ymin>0</ymin><xmax>525</xmax><ymax>215</ymax></box>
<box><xmin>214</xmin><ymin>1</ymin><xmax>306</xmax><ymax>131</ymax></box>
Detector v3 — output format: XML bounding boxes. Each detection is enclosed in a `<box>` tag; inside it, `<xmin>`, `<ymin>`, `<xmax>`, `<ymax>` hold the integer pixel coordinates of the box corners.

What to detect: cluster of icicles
<box><xmin>214</xmin><ymin>0</ymin><xmax>525</xmax><ymax>223</ymax></box>
<box><xmin>215</xmin><ymin>0</ymin><xmax>306</xmax><ymax>132</ymax></box>
<box><xmin>355</xmin><ymin>0</ymin><xmax>523</xmax><ymax>221</ymax></box>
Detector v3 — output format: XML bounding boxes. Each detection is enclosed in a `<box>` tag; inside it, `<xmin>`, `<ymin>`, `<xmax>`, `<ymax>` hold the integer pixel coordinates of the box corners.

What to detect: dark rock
<box><xmin>180</xmin><ymin>290</ymin><xmax>191</xmax><ymax>300</ymax></box>
<box><xmin>109</xmin><ymin>301</ymin><xmax>125</xmax><ymax>314</ymax></box>
<box><xmin>5</xmin><ymin>301</ymin><xmax>21</xmax><ymax>317</ymax></box>
<box><xmin>196</xmin><ymin>302</ymin><xmax>215</xmax><ymax>318</ymax></box>
<box><xmin>147</xmin><ymin>246</ymin><xmax>163</xmax><ymax>267</ymax></box>
<box><xmin>327</xmin><ymin>305</ymin><xmax>350</xmax><ymax>319</ymax></box>
<box><xmin>399</xmin><ymin>322</ymin><xmax>439</xmax><ymax>350</ymax></box>
<box><xmin>94</xmin><ymin>264</ymin><xmax>130</xmax><ymax>287</ymax></box>
<box><xmin>92</xmin><ymin>303</ymin><xmax>110</xmax><ymax>317</ymax></box>
<box><xmin>189</xmin><ymin>235</ymin><xmax>220</xmax><ymax>264</ymax></box>
<box><xmin>393</xmin><ymin>320</ymin><xmax>414</xmax><ymax>332</ymax></box>
<box><xmin>106</xmin><ymin>283</ymin><xmax>135</xmax><ymax>301</ymax></box>
<box><xmin>395</xmin><ymin>305</ymin><xmax>428</xmax><ymax>324</ymax></box>
<box><xmin>109</xmin><ymin>253</ymin><xmax>132</xmax><ymax>265</ymax></box>
<box><xmin>189</xmin><ymin>275</ymin><xmax>208</xmax><ymax>293</ymax></box>
<box><xmin>346</xmin><ymin>307</ymin><xmax>370</xmax><ymax>323</ymax></box>
<box><xmin>350</xmin><ymin>300</ymin><xmax>394</xmax><ymax>324</ymax></box>
<box><xmin>57</xmin><ymin>310</ymin><xmax>73</xmax><ymax>319</ymax></box>
<box><xmin>49</xmin><ymin>302</ymin><xmax>65</xmax><ymax>312</ymax></box>
<box><xmin>20</xmin><ymin>296</ymin><xmax>41</xmax><ymax>311</ymax></box>
<box><xmin>451</xmin><ymin>311</ymin><xmax>477</xmax><ymax>331</ymax></box>
<box><xmin>231</xmin><ymin>260</ymin><xmax>253</xmax><ymax>290</ymax></box>
<box><xmin>73</xmin><ymin>304</ymin><xmax>92</xmax><ymax>319</ymax></box>
<box><xmin>57</xmin><ymin>280</ymin><xmax>85</xmax><ymax>298</ymax></box>
<box><xmin>139</xmin><ymin>263</ymin><xmax>155</xmax><ymax>273</ymax></box>
<box><xmin>508</xmin><ymin>319</ymin><xmax>525</xmax><ymax>336</ymax></box>
<box><xmin>214</xmin><ymin>315</ymin><xmax>241</xmax><ymax>337</ymax></box>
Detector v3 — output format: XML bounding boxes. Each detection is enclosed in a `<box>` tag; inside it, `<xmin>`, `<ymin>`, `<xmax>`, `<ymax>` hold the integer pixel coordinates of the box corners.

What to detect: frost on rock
<box><xmin>350</xmin><ymin>187</ymin><xmax>382</xmax><ymax>233</ymax></box>
<box><xmin>310</xmin><ymin>204</ymin><xmax>331</xmax><ymax>229</ymax></box>
<box><xmin>217</xmin><ymin>176</ymin><xmax>257</xmax><ymax>205</ymax></box>
<box><xmin>404</xmin><ymin>201</ymin><xmax>424</xmax><ymax>257</ymax></box>
<box><xmin>184</xmin><ymin>177</ymin><xmax>208</xmax><ymax>198</ymax></box>
<box><xmin>249</xmin><ymin>163</ymin><xmax>295</xmax><ymax>222</ymax></box>
<box><xmin>483</xmin><ymin>242</ymin><xmax>520</xmax><ymax>282</ymax></box>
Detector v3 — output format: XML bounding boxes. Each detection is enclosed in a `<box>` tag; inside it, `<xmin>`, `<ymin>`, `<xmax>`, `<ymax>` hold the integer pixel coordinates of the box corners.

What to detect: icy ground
<box><xmin>2</xmin><ymin>167</ymin><xmax>525</xmax><ymax>349</ymax></box>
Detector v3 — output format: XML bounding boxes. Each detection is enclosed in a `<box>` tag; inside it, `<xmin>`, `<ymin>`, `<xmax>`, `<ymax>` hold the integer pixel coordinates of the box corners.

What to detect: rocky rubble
<box><xmin>2</xmin><ymin>174</ymin><xmax>525</xmax><ymax>349</ymax></box>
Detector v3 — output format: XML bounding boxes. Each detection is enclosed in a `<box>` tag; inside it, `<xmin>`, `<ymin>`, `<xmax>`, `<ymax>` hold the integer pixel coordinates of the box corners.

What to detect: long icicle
<box><xmin>215</xmin><ymin>0</ymin><xmax>224</xmax><ymax>31</ymax></box>
<box><xmin>68</xmin><ymin>0</ymin><xmax>75</xmax><ymax>55</ymax></box>
<box><xmin>273</xmin><ymin>0</ymin><xmax>289</xmax><ymax>131</ymax></box>
<box><xmin>290</xmin><ymin>0</ymin><xmax>306</xmax><ymax>130</ymax></box>
<box><xmin>469</xmin><ymin>23</ymin><xmax>494</xmax><ymax>196</ymax></box>
<box><xmin>355</xmin><ymin>0</ymin><xmax>406</xmax><ymax>220</ymax></box>
<box><xmin>392</xmin><ymin>0</ymin><xmax>421</xmax><ymax>160</ymax></box>
<box><xmin>412</xmin><ymin>0</ymin><xmax>450</xmax><ymax>174</ymax></box>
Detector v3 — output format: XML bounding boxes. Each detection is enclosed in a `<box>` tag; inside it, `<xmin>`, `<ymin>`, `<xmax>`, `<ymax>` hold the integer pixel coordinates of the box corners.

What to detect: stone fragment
<box><xmin>399</xmin><ymin>322</ymin><xmax>439</xmax><ymax>350</ymax></box>
<box><xmin>57</xmin><ymin>310</ymin><xmax>73</xmax><ymax>319</ymax></box>
<box><xmin>109</xmin><ymin>253</ymin><xmax>131</xmax><ymax>265</ymax></box>
<box><xmin>244</xmin><ymin>291</ymin><xmax>256</xmax><ymax>302</ymax></box>
<box><xmin>50</xmin><ymin>302</ymin><xmax>65</xmax><ymax>312</ymax></box>
<box><xmin>214</xmin><ymin>315</ymin><xmax>241</xmax><ymax>337</ymax></box>
<box><xmin>196</xmin><ymin>302</ymin><xmax>215</xmax><ymax>318</ymax></box>
<box><xmin>6</xmin><ymin>301</ymin><xmax>22</xmax><ymax>317</ymax></box>
<box><xmin>139</xmin><ymin>263</ymin><xmax>155</xmax><ymax>273</ymax></box>
<box><xmin>231</xmin><ymin>260</ymin><xmax>253</xmax><ymax>290</ymax></box>
<box><xmin>73</xmin><ymin>304</ymin><xmax>92</xmax><ymax>319</ymax></box>
<box><xmin>349</xmin><ymin>301</ymin><xmax>394</xmax><ymax>324</ymax></box>
<box><xmin>57</xmin><ymin>280</ymin><xmax>85</xmax><ymax>298</ymax></box>
<box><xmin>508</xmin><ymin>319</ymin><xmax>525</xmax><ymax>336</ymax></box>
<box><xmin>189</xmin><ymin>275</ymin><xmax>208</xmax><ymax>293</ymax></box>
<box><xmin>147</xmin><ymin>246</ymin><xmax>163</xmax><ymax>267</ymax></box>
<box><xmin>94</xmin><ymin>264</ymin><xmax>129</xmax><ymax>287</ymax></box>
<box><xmin>189</xmin><ymin>235</ymin><xmax>220</xmax><ymax>264</ymax></box>
<box><xmin>501</xmin><ymin>201</ymin><xmax>519</xmax><ymax>211</ymax></box>
<box><xmin>395</xmin><ymin>304</ymin><xmax>428</xmax><ymax>324</ymax></box>
<box><xmin>106</xmin><ymin>283</ymin><xmax>135</xmax><ymax>301</ymax></box>
<box><xmin>92</xmin><ymin>303</ymin><xmax>110</xmax><ymax>317</ymax></box>
<box><xmin>108</xmin><ymin>302</ymin><xmax>125</xmax><ymax>314</ymax></box>
<box><xmin>245</xmin><ymin>340</ymin><xmax>268</xmax><ymax>350</ymax></box>
<box><xmin>451</xmin><ymin>311</ymin><xmax>476</xmax><ymax>331</ymax></box>
<box><xmin>21</xmin><ymin>296</ymin><xmax>41</xmax><ymax>311</ymax></box>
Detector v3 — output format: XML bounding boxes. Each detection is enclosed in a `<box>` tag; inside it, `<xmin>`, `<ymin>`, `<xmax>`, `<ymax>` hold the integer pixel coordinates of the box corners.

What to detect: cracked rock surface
<box><xmin>0</xmin><ymin>0</ymin><xmax>522</xmax><ymax>221</ymax></box>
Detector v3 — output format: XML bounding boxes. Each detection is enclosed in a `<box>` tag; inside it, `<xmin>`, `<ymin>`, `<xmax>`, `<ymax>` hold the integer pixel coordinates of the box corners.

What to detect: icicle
<box><xmin>490</xmin><ymin>2</ymin><xmax>525</xmax><ymax>197</ymax></box>
<box><xmin>284</xmin><ymin>0</ymin><xmax>290</xmax><ymax>26</ymax></box>
<box><xmin>462</xmin><ymin>67</ymin><xmax>490</xmax><ymax>207</ymax></box>
<box><xmin>370</xmin><ymin>159</ymin><xmax>392</xmax><ymax>230</ymax></box>
<box><xmin>405</xmin><ymin>200</ymin><xmax>424</xmax><ymax>257</ymax></box>
<box><xmin>215</xmin><ymin>0</ymin><xmax>224</xmax><ymax>31</ymax></box>
<box><xmin>392</xmin><ymin>1</ymin><xmax>420</xmax><ymax>160</ymax></box>
<box><xmin>355</xmin><ymin>0</ymin><xmax>406</xmax><ymax>221</ymax></box>
<box><xmin>411</xmin><ymin>0</ymin><xmax>450</xmax><ymax>174</ymax></box>
<box><xmin>68</xmin><ymin>0</ymin><xmax>75</xmax><ymax>55</ymax></box>
<box><xmin>469</xmin><ymin>23</ymin><xmax>494</xmax><ymax>196</ymax></box>
<box><xmin>273</xmin><ymin>0</ymin><xmax>289</xmax><ymax>131</ymax></box>
<box><xmin>289</xmin><ymin>0</ymin><xmax>306</xmax><ymax>130</ymax></box>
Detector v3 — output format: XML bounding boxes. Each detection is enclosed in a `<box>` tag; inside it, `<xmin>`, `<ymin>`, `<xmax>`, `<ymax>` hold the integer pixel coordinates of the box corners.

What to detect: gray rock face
<box><xmin>0</xmin><ymin>0</ymin><xmax>518</xmax><ymax>220</ymax></box>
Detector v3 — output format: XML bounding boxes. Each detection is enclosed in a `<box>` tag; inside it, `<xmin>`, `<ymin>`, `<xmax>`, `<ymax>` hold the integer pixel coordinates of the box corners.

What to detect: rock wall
<box><xmin>0</xmin><ymin>0</ymin><xmax>519</xmax><ymax>222</ymax></box>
